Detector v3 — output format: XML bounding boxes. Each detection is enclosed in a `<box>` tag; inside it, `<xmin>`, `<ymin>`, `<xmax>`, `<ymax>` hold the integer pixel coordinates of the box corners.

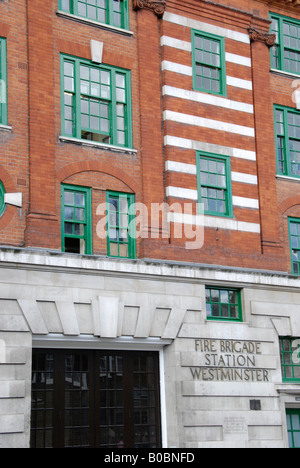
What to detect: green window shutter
<box><xmin>59</xmin><ymin>0</ymin><xmax>129</xmax><ymax>30</ymax></box>
<box><xmin>274</xmin><ymin>105</ymin><xmax>300</xmax><ymax>178</ymax></box>
<box><xmin>106</xmin><ymin>191</ymin><xmax>136</xmax><ymax>259</ymax></box>
<box><xmin>61</xmin><ymin>54</ymin><xmax>132</xmax><ymax>148</ymax></box>
<box><xmin>196</xmin><ymin>151</ymin><xmax>233</xmax><ymax>218</ymax></box>
<box><xmin>0</xmin><ymin>38</ymin><xmax>7</xmax><ymax>126</ymax></box>
<box><xmin>205</xmin><ymin>287</ymin><xmax>242</xmax><ymax>322</ymax></box>
<box><xmin>270</xmin><ymin>13</ymin><xmax>300</xmax><ymax>75</ymax></box>
<box><xmin>192</xmin><ymin>29</ymin><xmax>227</xmax><ymax>97</ymax></box>
<box><xmin>61</xmin><ymin>184</ymin><xmax>93</xmax><ymax>255</ymax></box>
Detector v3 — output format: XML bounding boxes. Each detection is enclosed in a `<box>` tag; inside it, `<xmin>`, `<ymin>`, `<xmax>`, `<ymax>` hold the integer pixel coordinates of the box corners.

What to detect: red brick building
<box><xmin>1</xmin><ymin>0</ymin><xmax>300</xmax><ymax>449</ymax></box>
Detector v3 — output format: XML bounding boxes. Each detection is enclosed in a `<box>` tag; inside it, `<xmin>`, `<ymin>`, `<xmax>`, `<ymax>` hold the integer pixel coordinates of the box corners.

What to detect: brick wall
<box><xmin>1</xmin><ymin>0</ymin><xmax>300</xmax><ymax>274</ymax></box>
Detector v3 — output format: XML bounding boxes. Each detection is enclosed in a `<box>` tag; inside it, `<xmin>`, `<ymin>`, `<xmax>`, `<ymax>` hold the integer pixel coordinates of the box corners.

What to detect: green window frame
<box><xmin>61</xmin><ymin>54</ymin><xmax>133</xmax><ymax>148</ymax></box>
<box><xmin>196</xmin><ymin>152</ymin><xmax>233</xmax><ymax>217</ymax></box>
<box><xmin>287</xmin><ymin>409</ymin><xmax>300</xmax><ymax>448</ymax></box>
<box><xmin>192</xmin><ymin>29</ymin><xmax>227</xmax><ymax>97</ymax></box>
<box><xmin>61</xmin><ymin>184</ymin><xmax>92</xmax><ymax>255</ymax></box>
<box><xmin>274</xmin><ymin>105</ymin><xmax>300</xmax><ymax>178</ymax></box>
<box><xmin>107</xmin><ymin>191</ymin><xmax>136</xmax><ymax>259</ymax></box>
<box><xmin>288</xmin><ymin>217</ymin><xmax>300</xmax><ymax>275</ymax></box>
<box><xmin>205</xmin><ymin>287</ymin><xmax>242</xmax><ymax>322</ymax></box>
<box><xmin>270</xmin><ymin>13</ymin><xmax>300</xmax><ymax>75</ymax></box>
<box><xmin>0</xmin><ymin>181</ymin><xmax>5</xmax><ymax>217</ymax></box>
<box><xmin>0</xmin><ymin>37</ymin><xmax>7</xmax><ymax>126</ymax></box>
<box><xmin>280</xmin><ymin>337</ymin><xmax>300</xmax><ymax>382</ymax></box>
<box><xmin>59</xmin><ymin>0</ymin><xmax>129</xmax><ymax>30</ymax></box>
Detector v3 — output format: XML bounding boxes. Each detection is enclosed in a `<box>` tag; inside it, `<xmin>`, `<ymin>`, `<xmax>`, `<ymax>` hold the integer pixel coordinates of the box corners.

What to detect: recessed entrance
<box><xmin>30</xmin><ymin>349</ymin><xmax>161</xmax><ymax>448</ymax></box>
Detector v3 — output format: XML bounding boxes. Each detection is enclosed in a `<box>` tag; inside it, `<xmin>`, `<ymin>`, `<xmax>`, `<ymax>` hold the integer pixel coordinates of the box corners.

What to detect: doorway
<box><xmin>30</xmin><ymin>349</ymin><xmax>161</xmax><ymax>448</ymax></box>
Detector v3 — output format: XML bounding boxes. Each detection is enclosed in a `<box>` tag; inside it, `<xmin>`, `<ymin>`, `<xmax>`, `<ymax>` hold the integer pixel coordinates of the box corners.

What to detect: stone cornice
<box><xmin>132</xmin><ymin>0</ymin><xmax>167</xmax><ymax>17</ymax></box>
<box><xmin>248</xmin><ymin>27</ymin><xmax>276</xmax><ymax>47</ymax></box>
<box><xmin>0</xmin><ymin>246</ymin><xmax>300</xmax><ymax>290</ymax></box>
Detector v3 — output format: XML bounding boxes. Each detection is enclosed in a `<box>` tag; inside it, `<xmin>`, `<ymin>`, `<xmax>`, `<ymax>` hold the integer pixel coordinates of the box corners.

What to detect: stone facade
<box><xmin>0</xmin><ymin>248</ymin><xmax>300</xmax><ymax>448</ymax></box>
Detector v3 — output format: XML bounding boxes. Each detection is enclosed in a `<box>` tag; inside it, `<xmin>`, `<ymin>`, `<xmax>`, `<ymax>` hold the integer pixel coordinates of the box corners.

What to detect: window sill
<box><xmin>59</xmin><ymin>135</ymin><xmax>137</xmax><ymax>155</ymax></box>
<box><xmin>276</xmin><ymin>174</ymin><xmax>300</xmax><ymax>183</ymax></box>
<box><xmin>56</xmin><ymin>10</ymin><xmax>134</xmax><ymax>37</ymax></box>
<box><xmin>0</xmin><ymin>124</ymin><xmax>12</xmax><ymax>132</ymax></box>
<box><xmin>270</xmin><ymin>68</ymin><xmax>300</xmax><ymax>80</ymax></box>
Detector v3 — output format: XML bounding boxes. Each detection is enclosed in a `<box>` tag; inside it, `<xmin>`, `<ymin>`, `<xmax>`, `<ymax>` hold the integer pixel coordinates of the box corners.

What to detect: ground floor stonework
<box><xmin>0</xmin><ymin>248</ymin><xmax>300</xmax><ymax>448</ymax></box>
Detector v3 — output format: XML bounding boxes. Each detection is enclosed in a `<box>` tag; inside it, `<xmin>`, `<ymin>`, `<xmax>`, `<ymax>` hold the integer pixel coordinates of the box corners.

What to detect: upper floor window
<box><xmin>59</xmin><ymin>0</ymin><xmax>129</xmax><ymax>30</ymax></box>
<box><xmin>107</xmin><ymin>191</ymin><xmax>136</xmax><ymax>259</ymax></box>
<box><xmin>197</xmin><ymin>152</ymin><xmax>233</xmax><ymax>218</ymax></box>
<box><xmin>280</xmin><ymin>337</ymin><xmax>300</xmax><ymax>381</ymax></box>
<box><xmin>288</xmin><ymin>217</ymin><xmax>300</xmax><ymax>275</ymax></box>
<box><xmin>205</xmin><ymin>287</ymin><xmax>242</xmax><ymax>322</ymax></box>
<box><xmin>274</xmin><ymin>105</ymin><xmax>300</xmax><ymax>178</ymax></box>
<box><xmin>192</xmin><ymin>29</ymin><xmax>226</xmax><ymax>97</ymax></box>
<box><xmin>286</xmin><ymin>409</ymin><xmax>300</xmax><ymax>448</ymax></box>
<box><xmin>270</xmin><ymin>13</ymin><xmax>300</xmax><ymax>75</ymax></box>
<box><xmin>61</xmin><ymin>184</ymin><xmax>92</xmax><ymax>255</ymax></box>
<box><xmin>61</xmin><ymin>55</ymin><xmax>132</xmax><ymax>148</ymax></box>
<box><xmin>0</xmin><ymin>38</ymin><xmax>7</xmax><ymax>126</ymax></box>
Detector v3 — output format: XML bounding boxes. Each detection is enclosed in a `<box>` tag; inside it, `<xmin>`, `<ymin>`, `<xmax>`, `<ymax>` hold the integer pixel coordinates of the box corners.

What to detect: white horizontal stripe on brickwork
<box><xmin>165</xmin><ymin>160</ymin><xmax>258</xmax><ymax>185</ymax></box>
<box><xmin>161</xmin><ymin>36</ymin><xmax>192</xmax><ymax>52</ymax></box>
<box><xmin>168</xmin><ymin>212</ymin><xmax>261</xmax><ymax>233</ymax></box>
<box><xmin>163</xmin><ymin>85</ymin><xmax>254</xmax><ymax>114</ymax></box>
<box><xmin>225</xmin><ymin>52</ymin><xmax>251</xmax><ymax>67</ymax></box>
<box><xmin>164</xmin><ymin>111</ymin><xmax>255</xmax><ymax>137</ymax></box>
<box><xmin>232</xmin><ymin>196</ymin><xmax>259</xmax><ymax>209</ymax></box>
<box><xmin>166</xmin><ymin>186</ymin><xmax>198</xmax><ymax>200</ymax></box>
<box><xmin>164</xmin><ymin>12</ymin><xmax>250</xmax><ymax>44</ymax></box>
<box><xmin>166</xmin><ymin>160</ymin><xmax>197</xmax><ymax>175</ymax></box>
<box><xmin>166</xmin><ymin>186</ymin><xmax>259</xmax><ymax>209</ymax></box>
<box><xmin>164</xmin><ymin>136</ymin><xmax>256</xmax><ymax>160</ymax></box>
<box><xmin>231</xmin><ymin>172</ymin><xmax>257</xmax><ymax>185</ymax></box>
<box><xmin>226</xmin><ymin>76</ymin><xmax>252</xmax><ymax>90</ymax></box>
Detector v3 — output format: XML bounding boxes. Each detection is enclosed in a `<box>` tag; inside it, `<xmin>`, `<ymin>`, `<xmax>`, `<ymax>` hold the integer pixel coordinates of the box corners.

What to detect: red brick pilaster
<box><xmin>249</xmin><ymin>26</ymin><xmax>283</xmax><ymax>256</ymax></box>
<box><xmin>136</xmin><ymin>8</ymin><xmax>167</xmax><ymax>253</ymax></box>
<box><xmin>25</xmin><ymin>0</ymin><xmax>59</xmax><ymax>249</ymax></box>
